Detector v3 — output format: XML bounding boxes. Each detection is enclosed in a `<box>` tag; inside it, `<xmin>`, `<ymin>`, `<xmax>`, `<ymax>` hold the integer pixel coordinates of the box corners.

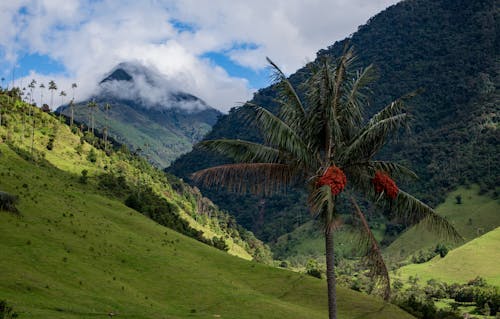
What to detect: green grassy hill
<box><xmin>385</xmin><ymin>185</ymin><xmax>500</xmax><ymax>263</ymax></box>
<box><xmin>395</xmin><ymin>227</ymin><xmax>500</xmax><ymax>287</ymax></box>
<box><xmin>0</xmin><ymin>107</ymin><xmax>414</xmax><ymax>318</ymax></box>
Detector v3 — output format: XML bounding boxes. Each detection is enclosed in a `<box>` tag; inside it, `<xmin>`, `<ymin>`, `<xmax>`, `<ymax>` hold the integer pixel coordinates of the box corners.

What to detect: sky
<box><xmin>0</xmin><ymin>0</ymin><xmax>399</xmax><ymax>112</ymax></box>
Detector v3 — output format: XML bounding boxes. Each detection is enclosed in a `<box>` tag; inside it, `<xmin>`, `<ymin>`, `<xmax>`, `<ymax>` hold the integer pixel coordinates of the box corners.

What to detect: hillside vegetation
<box><xmin>385</xmin><ymin>185</ymin><xmax>500</xmax><ymax>263</ymax></box>
<box><xmin>0</xmin><ymin>97</ymin><xmax>414</xmax><ymax>318</ymax></box>
<box><xmin>168</xmin><ymin>0</ymin><xmax>499</xmax><ymax>248</ymax></box>
<box><xmin>0</xmin><ymin>90</ymin><xmax>270</xmax><ymax>261</ymax></box>
<box><xmin>395</xmin><ymin>227</ymin><xmax>500</xmax><ymax>287</ymax></box>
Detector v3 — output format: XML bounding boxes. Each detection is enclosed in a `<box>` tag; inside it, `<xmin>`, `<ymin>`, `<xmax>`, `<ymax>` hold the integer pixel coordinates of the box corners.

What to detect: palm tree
<box><xmin>28</xmin><ymin>79</ymin><xmax>37</xmax><ymax>155</ymax></box>
<box><xmin>58</xmin><ymin>91</ymin><xmax>67</xmax><ymax>123</ymax></box>
<box><xmin>103</xmin><ymin>103</ymin><xmax>111</xmax><ymax>150</ymax></box>
<box><xmin>87</xmin><ymin>99</ymin><xmax>98</xmax><ymax>134</ymax></box>
<box><xmin>48</xmin><ymin>80</ymin><xmax>57</xmax><ymax>109</ymax></box>
<box><xmin>39</xmin><ymin>83</ymin><xmax>45</xmax><ymax>107</ymax></box>
<box><xmin>70</xmin><ymin>83</ymin><xmax>77</xmax><ymax>126</ymax></box>
<box><xmin>192</xmin><ymin>49</ymin><xmax>461</xmax><ymax>319</ymax></box>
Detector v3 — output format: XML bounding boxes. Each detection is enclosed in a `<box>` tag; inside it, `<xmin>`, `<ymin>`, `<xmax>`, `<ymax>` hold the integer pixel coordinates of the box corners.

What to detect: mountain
<box><xmin>167</xmin><ymin>0</ymin><xmax>499</xmax><ymax>249</ymax></box>
<box><xmin>0</xmin><ymin>92</ymin><xmax>414</xmax><ymax>319</ymax></box>
<box><xmin>59</xmin><ymin>62</ymin><xmax>222</xmax><ymax>168</ymax></box>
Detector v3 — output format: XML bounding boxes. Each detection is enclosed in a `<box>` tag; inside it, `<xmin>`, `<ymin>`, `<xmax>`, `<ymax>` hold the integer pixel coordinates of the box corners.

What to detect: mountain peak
<box><xmin>100</xmin><ymin>68</ymin><xmax>133</xmax><ymax>84</ymax></box>
<box><xmin>97</xmin><ymin>61</ymin><xmax>213</xmax><ymax>112</ymax></box>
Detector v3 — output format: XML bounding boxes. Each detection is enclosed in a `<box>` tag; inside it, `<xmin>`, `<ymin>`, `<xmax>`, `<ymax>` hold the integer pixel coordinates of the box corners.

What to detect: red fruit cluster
<box><xmin>372</xmin><ymin>171</ymin><xmax>399</xmax><ymax>199</ymax></box>
<box><xmin>318</xmin><ymin>166</ymin><xmax>347</xmax><ymax>195</ymax></box>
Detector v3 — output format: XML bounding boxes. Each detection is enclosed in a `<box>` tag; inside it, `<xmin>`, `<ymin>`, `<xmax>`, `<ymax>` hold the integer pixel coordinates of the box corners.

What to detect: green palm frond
<box><xmin>246</xmin><ymin>103</ymin><xmax>315</xmax><ymax>169</ymax></box>
<box><xmin>392</xmin><ymin>190</ymin><xmax>463</xmax><ymax>241</ymax></box>
<box><xmin>344</xmin><ymin>161</ymin><xmax>418</xmax><ymax>181</ymax></box>
<box><xmin>339</xmin><ymin>64</ymin><xmax>376</xmax><ymax>140</ymax></box>
<box><xmin>367</xmin><ymin>91</ymin><xmax>417</xmax><ymax>126</ymax></box>
<box><xmin>267</xmin><ymin>57</ymin><xmax>306</xmax><ymax>131</ymax></box>
<box><xmin>197</xmin><ymin>139</ymin><xmax>283</xmax><ymax>163</ymax></box>
<box><xmin>308</xmin><ymin>185</ymin><xmax>337</xmax><ymax>229</ymax></box>
<box><xmin>342</xmin><ymin>113</ymin><xmax>408</xmax><ymax>163</ymax></box>
<box><xmin>192</xmin><ymin>163</ymin><xmax>295</xmax><ymax>196</ymax></box>
<box><xmin>350</xmin><ymin>197</ymin><xmax>390</xmax><ymax>300</ymax></box>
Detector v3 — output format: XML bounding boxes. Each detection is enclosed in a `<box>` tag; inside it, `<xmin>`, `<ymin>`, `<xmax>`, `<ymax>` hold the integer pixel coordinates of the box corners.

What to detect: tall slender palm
<box><xmin>28</xmin><ymin>79</ymin><xmax>36</xmax><ymax>115</ymax></box>
<box><xmin>87</xmin><ymin>99</ymin><xmax>98</xmax><ymax>134</ymax></box>
<box><xmin>104</xmin><ymin>103</ymin><xmax>111</xmax><ymax>150</ymax></box>
<box><xmin>59</xmin><ymin>91</ymin><xmax>67</xmax><ymax>123</ymax></box>
<box><xmin>0</xmin><ymin>77</ymin><xmax>4</xmax><ymax>126</ymax></box>
<box><xmin>39</xmin><ymin>83</ymin><xmax>45</xmax><ymax>107</ymax></box>
<box><xmin>48</xmin><ymin>80</ymin><xmax>57</xmax><ymax>109</ymax></box>
<box><xmin>28</xmin><ymin>79</ymin><xmax>37</xmax><ymax>155</ymax></box>
<box><xmin>70</xmin><ymin>83</ymin><xmax>77</xmax><ymax>126</ymax></box>
<box><xmin>192</xmin><ymin>49</ymin><xmax>461</xmax><ymax>319</ymax></box>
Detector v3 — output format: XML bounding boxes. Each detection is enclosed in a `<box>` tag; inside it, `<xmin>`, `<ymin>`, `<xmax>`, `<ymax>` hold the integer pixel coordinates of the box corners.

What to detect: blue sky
<box><xmin>0</xmin><ymin>0</ymin><xmax>398</xmax><ymax>111</ymax></box>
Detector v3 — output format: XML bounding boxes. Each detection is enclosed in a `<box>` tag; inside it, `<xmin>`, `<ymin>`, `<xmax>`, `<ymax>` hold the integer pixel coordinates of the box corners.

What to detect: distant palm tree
<box><xmin>71</xmin><ymin>83</ymin><xmax>77</xmax><ymax>100</ymax></box>
<box><xmin>28</xmin><ymin>79</ymin><xmax>37</xmax><ymax>155</ymax></box>
<box><xmin>104</xmin><ymin>103</ymin><xmax>111</xmax><ymax>149</ymax></box>
<box><xmin>0</xmin><ymin>77</ymin><xmax>4</xmax><ymax>126</ymax></box>
<box><xmin>39</xmin><ymin>83</ymin><xmax>45</xmax><ymax>107</ymax></box>
<box><xmin>59</xmin><ymin>91</ymin><xmax>67</xmax><ymax>123</ymax></box>
<box><xmin>193</xmin><ymin>49</ymin><xmax>461</xmax><ymax>319</ymax></box>
<box><xmin>48</xmin><ymin>80</ymin><xmax>57</xmax><ymax>109</ymax></box>
<box><xmin>70</xmin><ymin>83</ymin><xmax>77</xmax><ymax>126</ymax></box>
<box><xmin>87</xmin><ymin>99</ymin><xmax>98</xmax><ymax>134</ymax></box>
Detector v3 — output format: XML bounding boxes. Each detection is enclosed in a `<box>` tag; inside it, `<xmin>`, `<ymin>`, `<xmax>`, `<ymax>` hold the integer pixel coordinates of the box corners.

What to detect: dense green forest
<box><xmin>168</xmin><ymin>0</ymin><xmax>499</xmax><ymax>246</ymax></box>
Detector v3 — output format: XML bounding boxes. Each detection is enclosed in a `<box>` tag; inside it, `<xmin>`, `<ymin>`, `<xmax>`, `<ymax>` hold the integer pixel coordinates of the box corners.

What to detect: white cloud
<box><xmin>1</xmin><ymin>0</ymin><xmax>399</xmax><ymax>112</ymax></box>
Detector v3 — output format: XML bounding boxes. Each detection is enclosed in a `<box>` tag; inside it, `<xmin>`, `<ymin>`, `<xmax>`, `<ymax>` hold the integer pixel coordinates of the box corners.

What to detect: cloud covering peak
<box><xmin>97</xmin><ymin>61</ymin><xmax>211</xmax><ymax>111</ymax></box>
<box><xmin>1</xmin><ymin>0</ymin><xmax>399</xmax><ymax>112</ymax></box>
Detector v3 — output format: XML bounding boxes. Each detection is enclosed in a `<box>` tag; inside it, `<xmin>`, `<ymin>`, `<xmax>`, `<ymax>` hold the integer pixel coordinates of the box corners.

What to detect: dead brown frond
<box><xmin>191</xmin><ymin>163</ymin><xmax>295</xmax><ymax>196</ymax></box>
<box><xmin>351</xmin><ymin>197</ymin><xmax>390</xmax><ymax>301</ymax></box>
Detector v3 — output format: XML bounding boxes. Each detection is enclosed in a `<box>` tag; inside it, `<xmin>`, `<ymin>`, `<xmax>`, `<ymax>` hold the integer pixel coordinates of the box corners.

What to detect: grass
<box><xmin>0</xmin><ymin>98</ymin><xmax>258</xmax><ymax>260</ymax></box>
<box><xmin>394</xmin><ymin>227</ymin><xmax>500</xmax><ymax>287</ymax></box>
<box><xmin>384</xmin><ymin>185</ymin><xmax>500</xmax><ymax>263</ymax></box>
<box><xmin>0</xmin><ymin>144</ymin><xmax>414</xmax><ymax>319</ymax></box>
<box><xmin>272</xmin><ymin>217</ymin><xmax>387</xmax><ymax>265</ymax></box>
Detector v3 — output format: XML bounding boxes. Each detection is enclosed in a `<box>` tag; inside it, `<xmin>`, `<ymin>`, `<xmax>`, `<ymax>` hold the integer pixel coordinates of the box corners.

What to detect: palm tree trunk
<box><xmin>31</xmin><ymin>116</ymin><xmax>36</xmax><ymax>155</ymax></box>
<box><xmin>325</xmin><ymin>226</ymin><xmax>337</xmax><ymax>319</ymax></box>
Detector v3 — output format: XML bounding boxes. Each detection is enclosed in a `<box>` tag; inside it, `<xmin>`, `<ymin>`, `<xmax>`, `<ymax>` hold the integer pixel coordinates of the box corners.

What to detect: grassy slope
<box><xmin>0</xmin><ymin>100</ymin><xmax>253</xmax><ymax>260</ymax></box>
<box><xmin>385</xmin><ymin>185</ymin><xmax>500</xmax><ymax>262</ymax></box>
<box><xmin>272</xmin><ymin>219</ymin><xmax>386</xmax><ymax>264</ymax></box>
<box><xmin>395</xmin><ymin>227</ymin><xmax>500</xmax><ymax>287</ymax></box>
<box><xmin>0</xmin><ymin>145</ymin><xmax>414</xmax><ymax>319</ymax></box>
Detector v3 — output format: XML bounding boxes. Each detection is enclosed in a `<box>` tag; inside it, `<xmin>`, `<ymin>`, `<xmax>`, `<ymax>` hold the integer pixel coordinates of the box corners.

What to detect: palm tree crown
<box><xmin>193</xmin><ymin>48</ymin><xmax>461</xmax><ymax>319</ymax></box>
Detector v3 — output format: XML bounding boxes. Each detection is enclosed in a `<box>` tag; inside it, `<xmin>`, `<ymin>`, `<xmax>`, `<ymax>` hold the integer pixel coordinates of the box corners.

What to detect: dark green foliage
<box><xmin>411</xmin><ymin>249</ymin><xmax>438</xmax><ymax>264</ymax></box>
<box><xmin>97</xmin><ymin>173</ymin><xmax>129</xmax><ymax>197</ymax></box>
<box><xmin>87</xmin><ymin>149</ymin><xmax>97</xmax><ymax>163</ymax></box>
<box><xmin>393</xmin><ymin>277</ymin><xmax>500</xmax><ymax>318</ymax></box>
<box><xmin>455</xmin><ymin>195</ymin><xmax>462</xmax><ymax>204</ymax></box>
<box><xmin>306</xmin><ymin>259</ymin><xmax>323</xmax><ymax>279</ymax></box>
<box><xmin>46</xmin><ymin>135</ymin><xmax>55</xmax><ymax>150</ymax></box>
<box><xmin>0</xmin><ymin>191</ymin><xmax>18</xmax><ymax>213</ymax></box>
<box><xmin>168</xmin><ymin>0</ymin><xmax>498</xmax><ymax>247</ymax></box>
<box><xmin>434</xmin><ymin>243</ymin><xmax>448</xmax><ymax>258</ymax></box>
<box><xmin>212</xmin><ymin>236</ymin><xmax>229</xmax><ymax>251</ymax></box>
<box><xmin>121</xmin><ymin>182</ymin><xmax>227</xmax><ymax>251</ymax></box>
<box><xmin>79</xmin><ymin>170</ymin><xmax>88</xmax><ymax>184</ymax></box>
<box><xmin>0</xmin><ymin>300</ymin><xmax>18</xmax><ymax>318</ymax></box>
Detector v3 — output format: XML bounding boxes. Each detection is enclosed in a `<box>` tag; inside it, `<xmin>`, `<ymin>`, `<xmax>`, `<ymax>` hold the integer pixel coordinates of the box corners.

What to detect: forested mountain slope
<box><xmin>168</xmin><ymin>0</ymin><xmax>499</xmax><ymax>245</ymax></box>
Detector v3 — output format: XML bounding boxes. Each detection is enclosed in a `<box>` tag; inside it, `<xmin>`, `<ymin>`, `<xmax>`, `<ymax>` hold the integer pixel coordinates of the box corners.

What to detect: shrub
<box><xmin>87</xmin><ymin>149</ymin><xmax>97</xmax><ymax>163</ymax></box>
<box><xmin>0</xmin><ymin>191</ymin><xmax>19</xmax><ymax>213</ymax></box>
<box><xmin>79</xmin><ymin>170</ymin><xmax>88</xmax><ymax>184</ymax></box>
<box><xmin>0</xmin><ymin>300</ymin><xmax>19</xmax><ymax>318</ymax></box>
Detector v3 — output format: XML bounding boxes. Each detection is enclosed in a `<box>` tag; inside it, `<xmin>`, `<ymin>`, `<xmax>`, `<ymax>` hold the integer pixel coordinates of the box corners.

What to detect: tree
<box><xmin>192</xmin><ymin>49</ymin><xmax>461</xmax><ymax>319</ymax></box>
<box><xmin>70</xmin><ymin>83</ymin><xmax>77</xmax><ymax>126</ymax></box>
<box><xmin>48</xmin><ymin>80</ymin><xmax>57</xmax><ymax>109</ymax></box>
<box><xmin>59</xmin><ymin>91</ymin><xmax>67</xmax><ymax>122</ymax></box>
<box><xmin>104</xmin><ymin>103</ymin><xmax>111</xmax><ymax>150</ymax></box>
<box><xmin>87</xmin><ymin>99</ymin><xmax>98</xmax><ymax>134</ymax></box>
